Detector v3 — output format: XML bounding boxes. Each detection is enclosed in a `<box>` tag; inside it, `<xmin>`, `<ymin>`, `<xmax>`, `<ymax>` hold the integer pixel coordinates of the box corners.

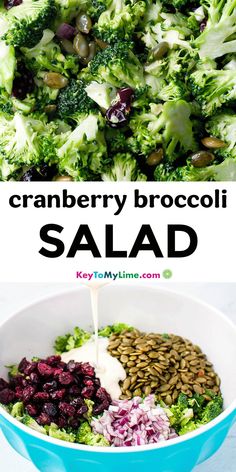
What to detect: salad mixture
<box><xmin>0</xmin><ymin>0</ymin><xmax>236</xmax><ymax>182</ymax></box>
<box><xmin>0</xmin><ymin>324</ymin><xmax>223</xmax><ymax>446</ymax></box>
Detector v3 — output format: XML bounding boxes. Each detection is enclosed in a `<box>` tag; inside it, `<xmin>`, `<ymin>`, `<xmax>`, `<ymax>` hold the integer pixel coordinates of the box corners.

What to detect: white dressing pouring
<box><xmin>62</xmin><ymin>280</ymin><xmax>126</xmax><ymax>400</ymax></box>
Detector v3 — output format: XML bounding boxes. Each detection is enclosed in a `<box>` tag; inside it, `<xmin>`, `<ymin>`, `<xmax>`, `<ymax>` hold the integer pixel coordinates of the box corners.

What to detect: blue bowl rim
<box><xmin>0</xmin><ymin>284</ymin><xmax>236</xmax><ymax>454</ymax></box>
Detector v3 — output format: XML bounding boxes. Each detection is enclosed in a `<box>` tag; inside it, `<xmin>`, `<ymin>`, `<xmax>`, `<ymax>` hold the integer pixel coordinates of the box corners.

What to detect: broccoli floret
<box><xmin>200</xmin><ymin>395</ymin><xmax>223</xmax><ymax>424</ymax></box>
<box><xmin>129</xmin><ymin>101</ymin><xmax>197</xmax><ymax>161</ymax></box>
<box><xmin>88</xmin><ymin>0</ymin><xmax>108</xmax><ymax>20</ymax></box>
<box><xmin>161</xmin><ymin>0</ymin><xmax>189</xmax><ymax>8</ymax></box>
<box><xmin>6</xmin><ymin>363</ymin><xmax>20</xmax><ymax>377</ymax></box>
<box><xmin>189</xmin><ymin>69</ymin><xmax>236</xmax><ymax>116</ymax></box>
<box><xmin>145</xmin><ymin>49</ymin><xmax>197</xmax><ymax>85</ymax></box>
<box><xmin>0</xmin><ymin>0</ymin><xmax>57</xmax><ymax>48</ymax></box>
<box><xmin>102</xmin><ymin>152</ymin><xmax>146</xmax><ymax>181</ymax></box>
<box><xmin>155</xmin><ymin>159</ymin><xmax>236</xmax><ymax>182</ymax></box>
<box><xmin>158</xmin><ymin>80</ymin><xmax>189</xmax><ymax>102</ymax></box>
<box><xmin>141</xmin><ymin>7</ymin><xmax>196</xmax><ymax>51</ymax></box>
<box><xmin>46</xmin><ymin>423</ymin><xmax>76</xmax><ymax>442</ymax></box>
<box><xmin>55</xmin><ymin>0</ymin><xmax>88</xmax><ymax>24</ymax></box>
<box><xmin>98</xmin><ymin>323</ymin><xmax>134</xmax><ymax>337</ymax></box>
<box><xmin>77</xmin><ymin>422</ymin><xmax>110</xmax><ymax>446</ymax></box>
<box><xmin>57</xmin><ymin>113</ymin><xmax>109</xmax><ymax>180</ymax></box>
<box><xmin>105</xmin><ymin>127</ymin><xmax>130</xmax><ymax>154</ymax></box>
<box><xmin>22</xmin><ymin>415</ymin><xmax>47</xmax><ymax>435</ymax></box>
<box><xmin>93</xmin><ymin>0</ymin><xmax>146</xmax><ymax>43</ymax></box>
<box><xmin>195</xmin><ymin>0</ymin><xmax>236</xmax><ymax>60</ymax></box>
<box><xmin>21</xmin><ymin>29</ymin><xmax>79</xmax><ymax>77</ymax></box>
<box><xmin>54</xmin><ymin>326</ymin><xmax>91</xmax><ymax>354</ymax></box>
<box><xmin>0</xmin><ymin>112</ymin><xmax>60</xmax><ymax>180</ymax></box>
<box><xmin>206</xmin><ymin>112</ymin><xmax>236</xmax><ymax>158</ymax></box>
<box><xmin>57</xmin><ymin>79</ymin><xmax>98</xmax><ymax>123</ymax></box>
<box><xmin>89</xmin><ymin>41</ymin><xmax>145</xmax><ymax>89</ymax></box>
<box><xmin>10</xmin><ymin>402</ymin><xmax>25</xmax><ymax>420</ymax></box>
<box><xmin>0</xmin><ymin>40</ymin><xmax>16</xmax><ymax>94</ymax></box>
<box><xmin>178</xmin><ymin>420</ymin><xmax>200</xmax><ymax>435</ymax></box>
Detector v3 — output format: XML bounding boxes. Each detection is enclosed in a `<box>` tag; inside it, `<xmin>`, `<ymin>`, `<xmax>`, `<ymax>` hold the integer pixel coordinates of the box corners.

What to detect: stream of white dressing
<box><xmin>61</xmin><ymin>281</ymin><xmax>126</xmax><ymax>400</ymax></box>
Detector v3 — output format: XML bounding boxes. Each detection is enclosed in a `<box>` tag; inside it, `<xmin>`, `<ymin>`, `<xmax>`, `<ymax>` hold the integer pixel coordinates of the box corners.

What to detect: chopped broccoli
<box><xmin>89</xmin><ymin>41</ymin><xmax>145</xmax><ymax>89</ymax></box>
<box><xmin>195</xmin><ymin>0</ymin><xmax>236</xmax><ymax>60</ymax></box>
<box><xmin>22</xmin><ymin>415</ymin><xmax>47</xmax><ymax>435</ymax></box>
<box><xmin>98</xmin><ymin>323</ymin><xmax>134</xmax><ymax>337</ymax></box>
<box><xmin>158</xmin><ymin>80</ymin><xmax>189</xmax><ymax>102</ymax></box>
<box><xmin>129</xmin><ymin>101</ymin><xmax>197</xmax><ymax>161</ymax></box>
<box><xmin>57</xmin><ymin>114</ymin><xmax>109</xmax><ymax>180</ymax></box>
<box><xmin>57</xmin><ymin>79</ymin><xmax>98</xmax><ymax>123</ymax></box>
<box><xmin>200</xmin><ymin>395</ymin><xmax>223</xmax><ymax>424</ymax></box>
<box><xmin>77</xmin><ymin>421</ymin><xmax>110</xmax><ymax>446</ymax></box>
<box><xmin>46</xmin><ymin>423</ymin><xmax>76</xmax><ymax>442</ymax></box>
<box><xmin>21</xmin><ymin>29</ymin><xmax>79</xmax><ymax>77</ymax></box>
<box><xmin>102</xmin><ymin>152</ymin><xmax>146</xmax><ymax>181</ymax></box>
<box><xmin>189</xmin><ymin>69</ymin><xmax>236</xmax><ymax>116</ymax></box>
<box><xmin>54</xmin><ymin>326</ymin><xmax>91</xmax><ymax>354</ymax></box>
<box><xmin>0</xmin><ymin>0</ymin><xmax>57</xmax><ymax>48</ymax></box>
<box><xmin>6</xmin><ymin>364</ymin><xmax>20</xmax><ymax>377</ymax></box>
<box><xmin>93</xmin><ymin>0</ymin><xmax>146</xmax><ymax>43</ymax></box>
<box><xmin>206</xmin><ymin>112</ymin><xmax>236</xmax><ymax>159</ymax></box>
<box><xmin>10</xmin><ymin>402</ymin><xmax>25</xmax><ymax>420</ymax></box>
<box><xmin>84</xmin><ymin>399</ymin><xmax>94</xmax><ymax>422</ymax></box>
<box><xmin>55</xmin><ymin>0</ymin><xmax>88</xmax><ymax>23</ymax></box>
<box><xmin>0</xmin><ymin>40</ymin><xmax>16</xmax><ymax>94</ymax></box>
<box><xmin>165</xmin><ymin>392</ymin><xmax>223</xmax><ymax>435</ymax></box>
<box><xmin>155</xmin><ymin>158</ymin><xmax>236</xmax><ymax>181</ymax></box>
<box><xmin>0</xmin><ymin>112</ymin><xmax>59</xmax><ymax>174</ymax></box>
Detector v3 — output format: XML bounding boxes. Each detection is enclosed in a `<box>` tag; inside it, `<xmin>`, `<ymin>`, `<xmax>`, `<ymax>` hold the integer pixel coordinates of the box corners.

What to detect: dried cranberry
<box><xmin>58</xmin><ymin>416</ymin><xmax>67</xmax><ymax>429</ymax></box>
<box><xmin>46</xmin><ymin>356</ymin><xmax>61</xmax><ymax>366</ymax></box>
<box><xmin>93</xmin><ymin>403</ymin><xmax>107</xmax><ymax>416</ymax></box>
<box><xmin>43</xmin><ymin>381</ymin><xmax>58</xmax><ymax>392</ymax></box>
<box><xmin>70</xmin><ymin>397</ymin><xmax>83</xmax><ymax>408</ymax></box>
<box><xmin>68</xmin><ymin>385</ymin><xmax>80</xmax><ymax>397</ymax></box>
<box><xmin>106</xmin><ymin>103</ymin><xmax>127</xmax><ymax>129</ymax></box>
<box><xmin>200</xmin><ymin>20</ymin><xmax>207</xmax><ymax>32</ymax></box>
<box><xmin>24</xmin><ymin>362</ymin><xmax>37</xmax><ymax>375</ymax></box>
<box><xmin>77</xmin><ymin>405</ymin><xmax>88</xmax><ymax>416</ymax></box>
<box><xmin>43</xmin><ymin>403</ymin><xmax>58</xmax><ymax>418</ymax></box>
<box><xmin>26</xmin><ymin>404</ymin><xmax>38</xmax><ymax>417</ymax></box>
<box><xmin>81</xmin><ymin>363</ymin><xmax>95</xmax><ymax>377</ymax></box>
<box><xmin>59</xmin><ymin>402</ymin><xmax>76</xmax><ymax>417</ymax></box>
<box><xmin>118</xmin><ymin>87</ymin><xmax>134</xmax><ymax>111</ymax></box>
<box><xmin>81</xmin><ymin>386</ymin><xmax>95</xmax><ymax>399</ymax></box>
<box><xmin>0</xmin><ymin>378</ymin><xmax>9</xmax><ymax>391</ymax></box>
<box><xmin>83</xmin><ymin>377</ymin><xmax>94</xmax><ymax>387</ymax></box>
<box><xmin>53</xmin><ymin>368</ymin><xmax>64</xmax><ymax>377</ymax></box>
<box><xmin>58</xmin><ymin>372</ymin><xmax>74</xmax><ymax>386</ymax></box>
<box><xmin>56</xmin><ymin>23</ymin><xmax>76</xmax><ymax>40</ymax></box>
<box><xmin>37</xmin><ymin>362</ymin><xmax>54</xmax><ymax>377</ymax></box>
<box><xmin>18</xmin><ymin>358</ymin><xmax>29</xmax><ymax>373</ymax></box>
<box><xmin>22</xmin><ymin>386</ymin><xmax>36</xmax><ymax>404</ymax></box>
<box><xmin>37</xmin><ymin>413</ymin><xmax>51</xmax><ymax>426</ymax></box>
<box><xmin>0</xmin><ymin>388</ymin><xmax>15</xmax><ymax>405</ymax></box>
<box><xmin>68</xmin><ymin>417</ymin><xmax>80</xmax><ymax>428</ymax></box>
<box><xmin>21</xmin><ymin>165</ymin><xmax>56</xmax><ymax>182</ymax></box>
<box><xmin>50</xmin><ymin>389</ymin><xmax>66</xmax><ymax>401</ymax></box>
<box><xmin>94</xmin><ymin>378</ymin><xmax>101</xmax><ymax>387</ymax></box>
<box><xmin>29</xmin><ymin>373</ymin><xmax>39</xmax><ymax>385</ymax></box>
<box><xmin>15</xmin><ymin>386</ymin><xmax>23</xmax><ymax>399</ymax></box>
<box><xmin>96</xmin><ymin>387</ymin><xmax>111</xmax><ymax>403</ymax></box>
<box><xmin>4</xmin><ymin>0</ymin><xmax>22</xmax><ymax>9</ymax></box>
<box><xmin>34</xmin><ymin>392</ymin><xmax>50</xmax><ymax>402</ymax></box>
<box><xmin>67</xmin><ymin>361</ymin><xmax>76</xmax><ymax>372</ymax></box>
<box><xmin>12</xmin><ymin>62</ymin><xmax>34</xmax><ymax>100</ymax></box>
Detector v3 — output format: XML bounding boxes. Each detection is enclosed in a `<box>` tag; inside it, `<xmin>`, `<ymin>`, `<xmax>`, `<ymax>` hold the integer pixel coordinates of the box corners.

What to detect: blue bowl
<box><xmin>0</xmin><ymin>286</ymin><xmax>236</xmax><ymax>472</ymax></box>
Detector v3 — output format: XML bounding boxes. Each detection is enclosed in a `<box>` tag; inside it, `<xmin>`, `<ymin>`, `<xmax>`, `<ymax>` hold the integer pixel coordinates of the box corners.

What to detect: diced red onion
<box><xmin>91</xmin><ymin>395</ymin><xmax>178</xmax><ymax>447</ymax></box>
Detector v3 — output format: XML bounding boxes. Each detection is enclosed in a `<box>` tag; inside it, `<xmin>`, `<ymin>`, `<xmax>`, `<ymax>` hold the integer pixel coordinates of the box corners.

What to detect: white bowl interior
<box><xmin>0</xmin><ymin>286</ymin><xmax>236</xmax><ymax>408</ymax></box>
